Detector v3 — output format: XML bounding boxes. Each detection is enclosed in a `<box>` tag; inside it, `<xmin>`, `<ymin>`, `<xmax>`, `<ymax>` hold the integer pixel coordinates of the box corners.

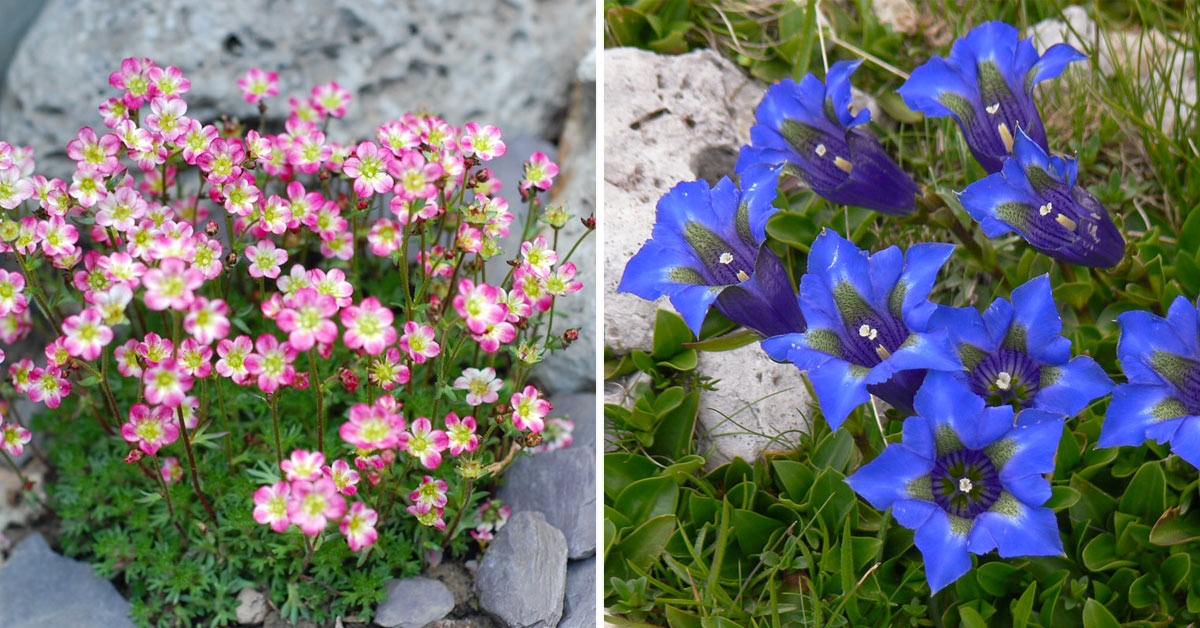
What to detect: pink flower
<box><xmin>453</xmin><ymin>367</ymin><xmax>502</xmax><ymax>406</ymax></box>
<box><xmin>520</xmin><ymin>235</ymin><xmax>558</xmax><ymax>278</ymax></box>
<box><xmin>159</xmin><ymin>456</ymin><xmax>183</xmax><ymax>485</ymax></box>
<box><xmin>340</xmin><ymin>501</ymin><xmax>379</xmax><ymax>551</ymax></box>
<box><xmin>0</xmin><ymin>422</ymin><xmax>32</xmax><ymax>457</ymax></box>
<box><xmin>109</xmin><ymin>57</ymin><xmax>155</xmax><ymax>108</ymax></box>
<box><xmin>281</xmin><ymin>449</ymin><xmax>325</xmax><ymax>481</ymax></box>
<box><xmin>27</xmin><ymin>367</ymin><xmax>70</xmax><ymax>408</ymax></box>
<box><xmin>244</xmin><ymin>334</ymin><xmax>297</xmax><ymax>393</ymax></box>
<box><xmin>410</xmin><ymin>475</ymin><xmax>448</xmax><ymax>510</ymax></box>
<box><xmin>8</xmin><ymin>358</ymin><xmax>35</xmax><ymax>394</ymax></box>
<box><xmin>340</xmin><ymin>297</ymin><xmax>396</xmax><ymax>356</ymax></box>
<box><xmin>311</xmin><ymin>81</ymin><xmax>352</xmax><ymax>118</ymax></box>
<box><xmin>444</xmin><ymin>413</ymin><xmax>478</xmax><ymax>455</ymax></box>
<box><xmin>514</xmin><ymin>266</ymin><xmax>553</xmax><ymax>313</ymax></box>
<box><xmin>253</xmin><ymin>481</ymin><xmax>292</xmax><ymax>532</ymax></box>
<box><xmin>340</xmin><ymin>399</ymin><xmax>406</xmax><ymax>451</ymax></box>
<box><xmin>323</xmin><ymin>459</ymin><xmax>361</xmax><ymax>497</ymax></box>
<box><xmin>221</xmin><ymin>175</ymin><xmax>260</xmax><ymax>217</ymax></box>
<box><xmin>120</xmin><ymin>403</ymin><xmax>179</xmax><ymax>455</ymax></box>
<box><xmin>520</xmin><ymin>151</ymin><xmax>559</xmax><ymax>192</ymax></box>
<box><xmin>147</xmin><ymin>65</ymin><xmax>190</xmax><ymax>98</ymax></box>
<box><xmin>216</xmin><ymin>335</ymin><xmax>254</xmax><ymax>383</ymax></box>
<box><xmin>91</xmin><ymin>284</ymin><xmax>133</xmax><ymax>326</ymax></box>
<box><xmin>452</xmin><ymin>279</ymin><xmax>507</xmax><ymax>335</ymax></box>
<box><xmin>114</xmin><ymin>339</ymin><xmax>143</xmax><ymax>377</ymax></box>
<box><xmin>44</xmin><ymin>337</ymin><xmax>71</xmax><ymax>369</ymax></box>
<box><xmin>177</xmin><ymin>338</ymin><xmax>213</xmax><ymax>378</ymax></box>
<box><xmin>367</xmin><ymin>218</ymin><xmax>404</xmax><ymax>256</ymax></box>
<box><xmin>367</xmin><ymin>348</ymin><xmax>410</xmax><ymax>391</ymax></box>
<box><xmin>145</xmin><ymin>97</ymin><xmax>190</xmax><ymax>142</ymax></box>
<box><xmin>287</xmin><ymin>478</ymin><xmax>347</xmax><ymax>536</ymax></box>
<box><xmin>66</xmin><ymin>126</ymin><xmax>122</xmax><ymax>174</ymax></box>
<box><xmin>245</xmin><ymin>240</ymin><xmax>288</xmax><ymax>279</ymax></box>
<box><xmin>510</xmin><ymin>385</ymin><xmax>551</xmax><ymax>433</ymax></box>
<box><xmin>0</xmin><ymin>270</ymin><xmax>28</xmax><ymax>316</ymax></box>
<box><xmin>143</xmin><ymin>359</ymin><xmax>193</xmax><ymax>408</ymax></box>
<box><xmin>459</xmin><ymin>122</ymin><xmax>506</xmax><ymax>161</ymax></box>
<box><xmin>407</xmin><ymin>503</ymin><xmax>446</xmax><ymax>531</ymax></box>
<box><xmin>472</xmin><ymin>321</ymin><xmax>516</xmax><ymax>354</ymax></box>
<box><xmin>309</xmin><ymin>268</ymin><xmax>355</xmax><ymax>309</ymax></box>
<box><xmin>180</xmin><ymin>123</ymin><xmax>218</xmax><ymax>164</ymax></box>
<box><xmin>196</xmin><ymin>137</ymin><xmax>244</xmax><ymax>184</ymax></box>
<box><xmin>238</xmin><ymin>68</ymin><xmax>279</xmax><ymax>103</ymax></box>
<box><xmin>545</xmin><ymin>262</ymin><xmax>584</xmax><ymax>295</ymax></box>
<box><xmin>95</xmin><ymin>187</ymin><xmax>148</xmax><ymax>232</ymax></box>
<box><xmin>184</xmin><ymin>297</ymin><xmax>230</xmax><ymax>345</ymax></box>
<box><xmin>0</xmin><ymin>167</ymin><xmax>35</xmax><ymax>210</ymax></box>
<box><xmin>138</xmin><ymin>332</ymin><xmax>174</xmax><ymax>365</ymax></box>
<box><xmin>276</xmin><ymin>288</ymin><xmax>338</xmax><ymax>352</ymax></box>
<box><xmin>399</xmin><ymin>321</ymin><xmax>440</xmax><ymax>364</ymax></box>
<box><xmin>342</xmin><ymin>141</ymin><xmax>393</xmax><ymax>198</ymax></box>
<box><xmin>61</xmin><ymin>308</ymin><xmax>113</xmax><ymax>361</ymax></box>
<box><xmin>389</xmin><ymin>150</ymin><xmax>443</xmax><ymax>200</ymax></box>
<box><xmin>287</xmin><ymin>131</ymin><xmax>331</xmax><ymax>174</ymax></box>
<box><xmin>142</xmin><ymin>258</ymin><xmax>204</xmax><ymax>311</ymax></box>
<box><xmin>37</xmin><ymin>216</ymin><xmax>80</xmax><ymax>258</ymax></box>
<box><xmin>404</xmin><ymin>417</ymin><xmax>449</xmax><ymax>470</ymax></box>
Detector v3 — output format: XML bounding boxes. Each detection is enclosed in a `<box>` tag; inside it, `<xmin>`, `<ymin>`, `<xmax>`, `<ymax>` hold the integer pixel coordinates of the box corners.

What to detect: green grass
<box><xmin>604</xmin><ymin>0</ymin><xmax>1200</xmax><ymax>626</ymax></box>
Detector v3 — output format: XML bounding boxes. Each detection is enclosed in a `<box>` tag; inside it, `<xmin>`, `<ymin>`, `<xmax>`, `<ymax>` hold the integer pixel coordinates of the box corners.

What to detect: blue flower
<box><xmin>958</xmin><ymin>128</ymin><xmax>1124</xmax><ymax>267</ymax></box>
<box><xmin>761</xmin><ymin>230</ymin><xmax>960</xmax><ymax>429</ymax></box>
<box><xmin>846</xmin><ymin>371</ymin><xmax>1066</xmax><ymax>593</ymax></box>
<box><xmin>1099</xmin><ymin>296</ymin><xmax>1200</xmax><ymax>468</ymax></box>
<box><xmin>898</xmin><ymin>21</ymin><xmax>1085</xmax><ymax>173</ymax></box>
<box><xmin>618</xmin><ymin>177</ymin><xmax>805</xmax><ymax>338</ymax></box>
<box><xmin>928</xmin><ymin>275</ymin><xmax>1113</xmax><ymax>415</ymax></box>
<box><xmin>735</xmin><ymin>59</ymin><xmax>919</xmax><ymax>215</ymax></box>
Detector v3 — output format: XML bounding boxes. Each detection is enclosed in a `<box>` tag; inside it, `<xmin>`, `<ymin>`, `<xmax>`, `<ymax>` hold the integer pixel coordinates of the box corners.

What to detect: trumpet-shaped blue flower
<box><xmin>761</xmin><ymin>230</ymin><xmax>960</xmax><ymax>429</ymax></box>
<box><xmin>735</xmin><ymin>59</ymin><xmax>919</xmax><ymax>215</ymax></box>
<box><xmin>618</xmin><ymin>177</ymin><xmax>804</xmax><ymax>338</ymax></box>
<box><xmin>1100</xmin><ymin>296</ymin><xmax>1200</xmax><ymax>468</ymax></box>
<box><xmin>959</xmin><ymin>128</ymin><xmax>1124</xmax><ymax>267</ymax></box>
<box><xmin>898</xmin><ymin>21</ymin><xmax>1085</xmax><ymax>173</ymax></box>
<box><xmin>846</xmin><ymin>372</ymin><xmax>1066</xmax><ymax>593</ymax></box>
<box><xmin>928</xmin><ymin>275</ymin><xmax>1113</xmax><ymax>415</ymax></box>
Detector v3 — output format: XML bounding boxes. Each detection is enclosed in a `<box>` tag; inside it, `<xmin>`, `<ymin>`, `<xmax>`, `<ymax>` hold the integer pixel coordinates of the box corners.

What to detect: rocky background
<box><xmin>0</xmin><ymin>1</ymin><xmax>596</xmax><ymax>627</ymax></box>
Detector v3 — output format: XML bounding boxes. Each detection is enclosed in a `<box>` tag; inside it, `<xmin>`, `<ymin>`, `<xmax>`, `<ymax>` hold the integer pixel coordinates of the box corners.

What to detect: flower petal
<box><xmin>845</xmin><ymin>443</ymin><xmax>932</xmax><ymax>510</ymax></box>
<box><xmin>913</xmin><ymin>508</ymin><xmax>972</xmax><ymax>593</ymax></box>
<box><xmin>967</xmin><ymin>497</ymin><xmax>1064</xmax><ymax>558</ymax></box>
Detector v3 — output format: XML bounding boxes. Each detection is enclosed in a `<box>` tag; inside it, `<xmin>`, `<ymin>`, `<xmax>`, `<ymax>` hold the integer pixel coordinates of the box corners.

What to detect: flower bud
<box><xmin>523</xmin><ymin>432</ymin><xmax>544</xmax><ymax>448</ymax></box>
<box><xmin>339</xmin><ymin>367</ymin><xmax>359</xmax><ymax>394</ymax></box>
<box><xmin>581</xmin><ymin>214</ymin><xmax>596</xmax><ymax>230</ymax></box>
<box><xmin>458</xmin><ymin>458</ymin><xmax>485</xmax><ymax>479</ymax></box>
<box><xmin>562</xmin><ymin>328</ymin><xmax>579</xmax><ymax>347</ymax></box>
<box><xmin>124</xmin><ymin>449</ymin><xmax>144</xmax><ymax>464</ymax></box>
<box><xmin>225</xmin><ymin>251</ymin><xmax>239</xmax><ymax>267</ymax></box>
<box><xmin>205</xmin><ymin>221</ymin><xmax>220</xmax><ymax>237</ymax></box>
<box><xmin>357</xmin><ymin>199</ymin><xmax>369</xmax><ymax>210</ymax></box>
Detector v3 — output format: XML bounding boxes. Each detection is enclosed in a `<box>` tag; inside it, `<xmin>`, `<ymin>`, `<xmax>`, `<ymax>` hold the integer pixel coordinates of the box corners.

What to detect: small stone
<box><xmin>374</xmin><ymin>577</ymin><xmax>455</xmax><ymax>628</ymax></box>
<box><xmin>497</xmin><ymin>446</ymin><xmax>595</xmax><ymax>559</ymax></box>
<box><xmin>558</xmin><ymin>558</ymin><xmax>596</xmax><ymax>628</ymax></box>
<box><xmin>477</xmin><ymin>511</ymin><xmax>568</xmax><ymax>628</ymax></box>
<box><xmin>0</xmin><ymin>533</ymin><xmax>134</xmax><ymax>628</ymax></box>
<box><xmin>235</xmin><ymin>587</ymin><xmax>268</xmax><ymax>625</ymax></box>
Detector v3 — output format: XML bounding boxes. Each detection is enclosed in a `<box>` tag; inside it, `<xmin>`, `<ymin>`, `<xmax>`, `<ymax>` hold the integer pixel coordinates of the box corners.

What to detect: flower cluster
<box><xmin>0</xmin><ymin>54</ymin><xmax>591</xmax><ymax>583</ymax></box>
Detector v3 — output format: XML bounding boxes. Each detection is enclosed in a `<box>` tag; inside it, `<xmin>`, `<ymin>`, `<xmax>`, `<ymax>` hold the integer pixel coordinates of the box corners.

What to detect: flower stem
<box><xmin>440</xmin><ymin>476</ymin><xmax>474</xmax><ymax>551</ymax></box>
<box><xmin>269</xmin><ymin>392</ymin><xmax>283</xmax><ymax>469</ymax></box>
<box><xmin>177</xmin><ymin>405</ymin><xmax>219</xmax><ymax>530</ymax></box>
<box><xmin>308</xmin><ymin>350</ymin><xmax>325</xmax><ymax>455</ymax></box>
<box><xmin>147</xmin><ymin>454</ymin><xmax>186</xmax><ymax>540</ymax></box>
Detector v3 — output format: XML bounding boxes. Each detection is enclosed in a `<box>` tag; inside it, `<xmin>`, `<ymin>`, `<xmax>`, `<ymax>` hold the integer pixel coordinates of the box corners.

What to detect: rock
<box><xmin>0</xmin><ymin>533</ymin><xmax>134</xmax><ymax>628</ymax></box>
<box><xmin>477</xmin><ymin>511</ymin><xmax>568</xmax><ymax>628</ymax></box>
<box><xmin>374</xmin><ymin>577</ymin><xmax>455</xmax><ymax>628</ymax></box>
<box><xmin>695</xmin><ymin>344</ymin><xmax>812</xmax><ymax>469</ymax></box>
<box><xmin>497</xmin><ymin>446</ymin><xmax>595</xmax><ymax>559</ymax></box>
<box><xmin>872</xmin><ymin>0</ymin><xmax>918</xmax><ymax>35</ymax></box>
<box><xmin>0</xmin><ymin>0</ymin><xmax>593</xmax><ymax>177</ymax></box>
<box><xmin>550</xmin><ymin>392</ymin><xmax>596</xmax><ymax>450</ymax></box>
<box><xmin>557</xmin><ymin>558</ymin><xmax>596</xmax><ymax>628</ymax></box>
<box><xmin>425</xmin><ymin>561</ymin><xmax>473</xmax><ymax>609</ymax></box>
<box><xmin>235</xmin><ymin>587</ymin><xmax>268</xmax><ymax>625</ymax></box>
<box><xmin>602</xmin><ymin>48</ymin><xmax>766</xmax><ymax>354</ymax></box>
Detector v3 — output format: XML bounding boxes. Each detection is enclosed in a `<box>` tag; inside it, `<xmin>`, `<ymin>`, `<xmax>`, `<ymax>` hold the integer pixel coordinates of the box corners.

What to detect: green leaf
<box><xmin>773</xmin><ymin>460</ymin><xmax>815</xmax><ymax>503</ymax></box>
<box><xmin>665</xmin><ymin>606</ymin><xmax>703</xmax><ymax>628</ymax></box>
<box><xmin>1081</xmin><ymin>598</ymin><xmax>1121</xmax><ymax>628</ymax></box>
<box><xmin>1053</xmin><ymin>281</ymin><xmax>1094</xmax><ymax>310</ymax></box>
<box><xmin>683</xmin><ymin>329</ymin><xmax>759</xmax><ymax>352</ymax></box>
<box><xmin>878</xmin><ymin>92</ymin><xmax>923</xmax><ymax>124</ymax></box>
<box><xmin>657</xmin><ymin>348</ymin><xmax>698</xmax><ymax>371</ymax></box>
<box><xmin>1011</xmin><ymin>580</ymin><xmax>1037</xmax><ymax>628</ymax></box>
<box><xmin>653</xmin><ymin>309</ymin><xmax>695</xmax><ymax>359</ymax></box>
<box><xmin>604</xmin><ymin>453</ymin><xmax>660</xmax><ymax>501</ymax></box>
<box><xmin>648</xmin><ymin>390</ymin><xmax>700</xmax><ymax>461</ymax></box>
<box><xmin>733</xmin><ymin>508</ymin><xmax>785</xmax><ymax>557</ymax></box>
<box><xmin>813</xmin><ymin>429</ymin><xmax>855</xmax><ymax>473</ymax></box>
<box><xmin>1081</xmin><ymin>533</ymin><xmax>1135</xmax><ymax>572</ymax></box>
<box><xmin>1149</xmin><ymin>506</ymin><xmax>1200</xmax><ymax>545</ymax></box>
<box><xmin>1180</xmin><ymin>206</ymin><xmax>1200</xmax><ymax>253</ymax></box>
<box><xmin>766</xmin><ymin>212</ymin><xmax>817</xmax><ymax>252</ymax></box>
<box><xmin>1128</xmin><ymin>572</ymin><xmax>1156</xmax><ymax>608</ymax></box>
<box><xmin>1118</xmin><ymin>462</ymin><xmax>1166</xmax><ymax>522</ymax></box>
<box><xmin>1045</xmin><ymin>485</ymin><xmax>1080</xmax><ymax>511</ymax></box>
<box><xmin>1161</xmin><ymin>553</ymin><xmax>1190</xmax><ymax>593</ymax></box>
<box><xmin>615</xmin><ymin>476</ymin><xmax>679</xmax><ymax>527</ymax></box>
<box><xmin>616</xmin><ymin>514</ymin><xmax>677</xmax><ymax>572</ymax></box>
<box><xmin>975</xmin><ymin>561</ymin><xmax>1019</xmax><ymax>596</ymax></box>
<box><xmin>959</xmin><ymin>607</ymin><xmax>988</xmax><ymax>628</ymax></box>
<box><xmin>790</xmin><ymin>0</ymin><xmax>818</xmax><ymax>79</ymax></box>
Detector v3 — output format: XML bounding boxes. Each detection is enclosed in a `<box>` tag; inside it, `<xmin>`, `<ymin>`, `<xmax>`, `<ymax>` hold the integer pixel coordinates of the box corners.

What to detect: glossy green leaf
<box><xmin>1081</xmin><ymin>598</ymin><xmax>1121</xmax><ymax>628</ymax></box>
<box><xmin>604</xmin><ymin>452</ymin><xmax>661</xmax><ymax>501</ymax></box>
<box><xmin>683</xmin><ymin>329</ymin><xmax>759</xmax><ymax>352</ymax></box>
<box><xmin>1119</xmin><ymin>462</ymin><xmax>1167</xmax><ymax>522</ymax></box>
<box><xmin>1011</xmin><ymin>580</ymin><xmax>1037</xmax><ymax>628</ymax></box>
<box><xmin>615</xmin><ymin>476</ymin><xmax>679</xmax><ymax>527</ymax></box>
<box><xmin>617</xmin><ymin>514</ymin><xmax>678</xmax><ymax>571</ymax></box>
<box><xmin>1149</xmin><ymin>506</ymin><xmax>1200</xmax><ymax>545</ymax></box>
<box><xmin>1082</xmin><ymin>533</ymin><xmax>1135</xmax><ymax>572</ymax></box>
<box><xmin>959</xmin><ymin>606</ymin><xmax>988</xmax><ymax>628</ymax></box>
<box><xmin>653</xmin><ymin>309</ymin><xmax>695</xmax><ymax>359</ymax></box>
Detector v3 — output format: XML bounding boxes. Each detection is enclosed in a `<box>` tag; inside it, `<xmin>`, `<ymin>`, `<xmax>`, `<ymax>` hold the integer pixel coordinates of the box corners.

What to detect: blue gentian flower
<box><xmin>618</xmin><ymin>177</ymin><xmax>805</xmax><ymax>338</ymax></box>
<box><xmin>958</xmin><ymin>128</ymin><xmax>1124</xmax><ymax>267</ymax></box>
<box><xmin>1099</xmin><ymin>296</ymin><xmax>1200</xmax><ymax>468</ymax></box>
<box><xmin>928</xmin><ymin>275</ymin><xmax>1113</xmax><ymax>415</ymax></box>
<box><xmin>846</xmin><ymin>371</ymin><xmax>1066</xmax><ymax>593</ymax></box>
<box><xmin>898</xmin><ymin>21</ymin><xmax>1085</xmax><ymax>173</ymax></box>
<box><xmin>735</xmin><ymin>59</ymin><xmax>919</xmax><ymax>215</ymax></box>
<box><xmin>761</xmin><ymin>230</ymin><xmax>960</xmax><ymax>429</ymax></box>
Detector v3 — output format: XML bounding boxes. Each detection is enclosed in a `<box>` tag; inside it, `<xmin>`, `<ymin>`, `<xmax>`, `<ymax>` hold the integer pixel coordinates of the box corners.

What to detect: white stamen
<box><xmin>995</xmin><ymin>371</ymin><xmax>1012</xmax><ymax>391</ymax></box>
<box><xmin>834</xmin><ymin>156</ymin><xmax>854</xmax><ymax>174</ymax></box>
<box><xmin>858</xmin><ymin>324</ymin><xmax>872</xmax><ymax>338</ymax></box>
<box><xmin>736</xmin><ymin>270</ymin><xmax>750</xmax><ymax>282</ymax></box>
<box><xmin>958</xmin><ymin>477</ymin><xmax>974</xmax><ymax>493</ymax></box>
<box><xmin>719</xmin><ymin>252</ymin><xmax>733</xmax><ymax>265</ymax></box>
<box><xmin>1038</xmin><ymin>202</ymin><xmax>1052</xmax><ymax>216</ymax></box>
<box><xmin>815</xmin><ymin>143</ymin><xmax>827</xmax><ymax>156</ymax></box>
<box><xmin>986</xmin><ymin>103</ymin><xmax>1000</xmax><ymax>114</ymax></box>
<box><xmin>1056</xmin><ymin>214</ymin><xmax>1078</xmax><ymax>231</ymax></box>
<box><xmin>998</xmin><ymin>123</ymin><xmax>1014</xmax><ymax>153</ymax></box>
<box><xmin>875</xmin><ymin>344</ymin><xmax>892</xmax><ymax>361</ymax></box>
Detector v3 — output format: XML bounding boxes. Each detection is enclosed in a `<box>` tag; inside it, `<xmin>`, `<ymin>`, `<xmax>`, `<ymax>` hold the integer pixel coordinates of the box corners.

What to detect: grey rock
<box><xmin>0</xmin><ymin>0</ymin><xmax>593</xmax><ymax>177</ymax></box>
<box><xmin>557</xmin><ymin>558</ymin><xmax>596</xmax><ymax>628</ymax></box>
<box><xmin>695</xmin><ymin>344</ymin><xmax>811</xmax><ymax>469</ymax></box>
<box><xmin>235</xmin><ymin>587</ymin><xmax>268</xmax><ymax>625</ymax></box>
<box><xmin>551</xmin><ymin>392</ymin><xmax>596</xmax><ymax>450</ymax></box>
<box><xmin>0</xmin><ymin>1</ymin><xmax>44</xmax><ymax>97</ymax></box>
<box><xmin>375</xmin><ymin>576</ymin><xmax>455</xmax><ymax>628</ymax></box>
<box><xmin>498</xmin><ymin>445</ymin><xmax>595</xmax><ymax>559</ymax></box>
<box><xmin>477</xmin><ymin>511</ymin><xmax>568</xmax><ymax>628</ymax></box>
<box><xmin>0</xmin><ymin>533</ymin><xmax>134</xmax><ymax>628</ymax></box>
<box><xmin>602</xmin><ymin>48</ymin><xmax>766</xmax><ymax>354</ymax></box>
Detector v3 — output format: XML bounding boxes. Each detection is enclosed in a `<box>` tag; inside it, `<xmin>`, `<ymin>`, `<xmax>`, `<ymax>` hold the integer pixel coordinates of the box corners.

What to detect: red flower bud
<box><xmin>124</xmin><ymin>449</ymin><xmax>144</xmax><ymax>464</ymax></box>
<box><xmin>339</xmin><ymin>367</ymin><xmax>359</xmax><ymax>393</ymax></box>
